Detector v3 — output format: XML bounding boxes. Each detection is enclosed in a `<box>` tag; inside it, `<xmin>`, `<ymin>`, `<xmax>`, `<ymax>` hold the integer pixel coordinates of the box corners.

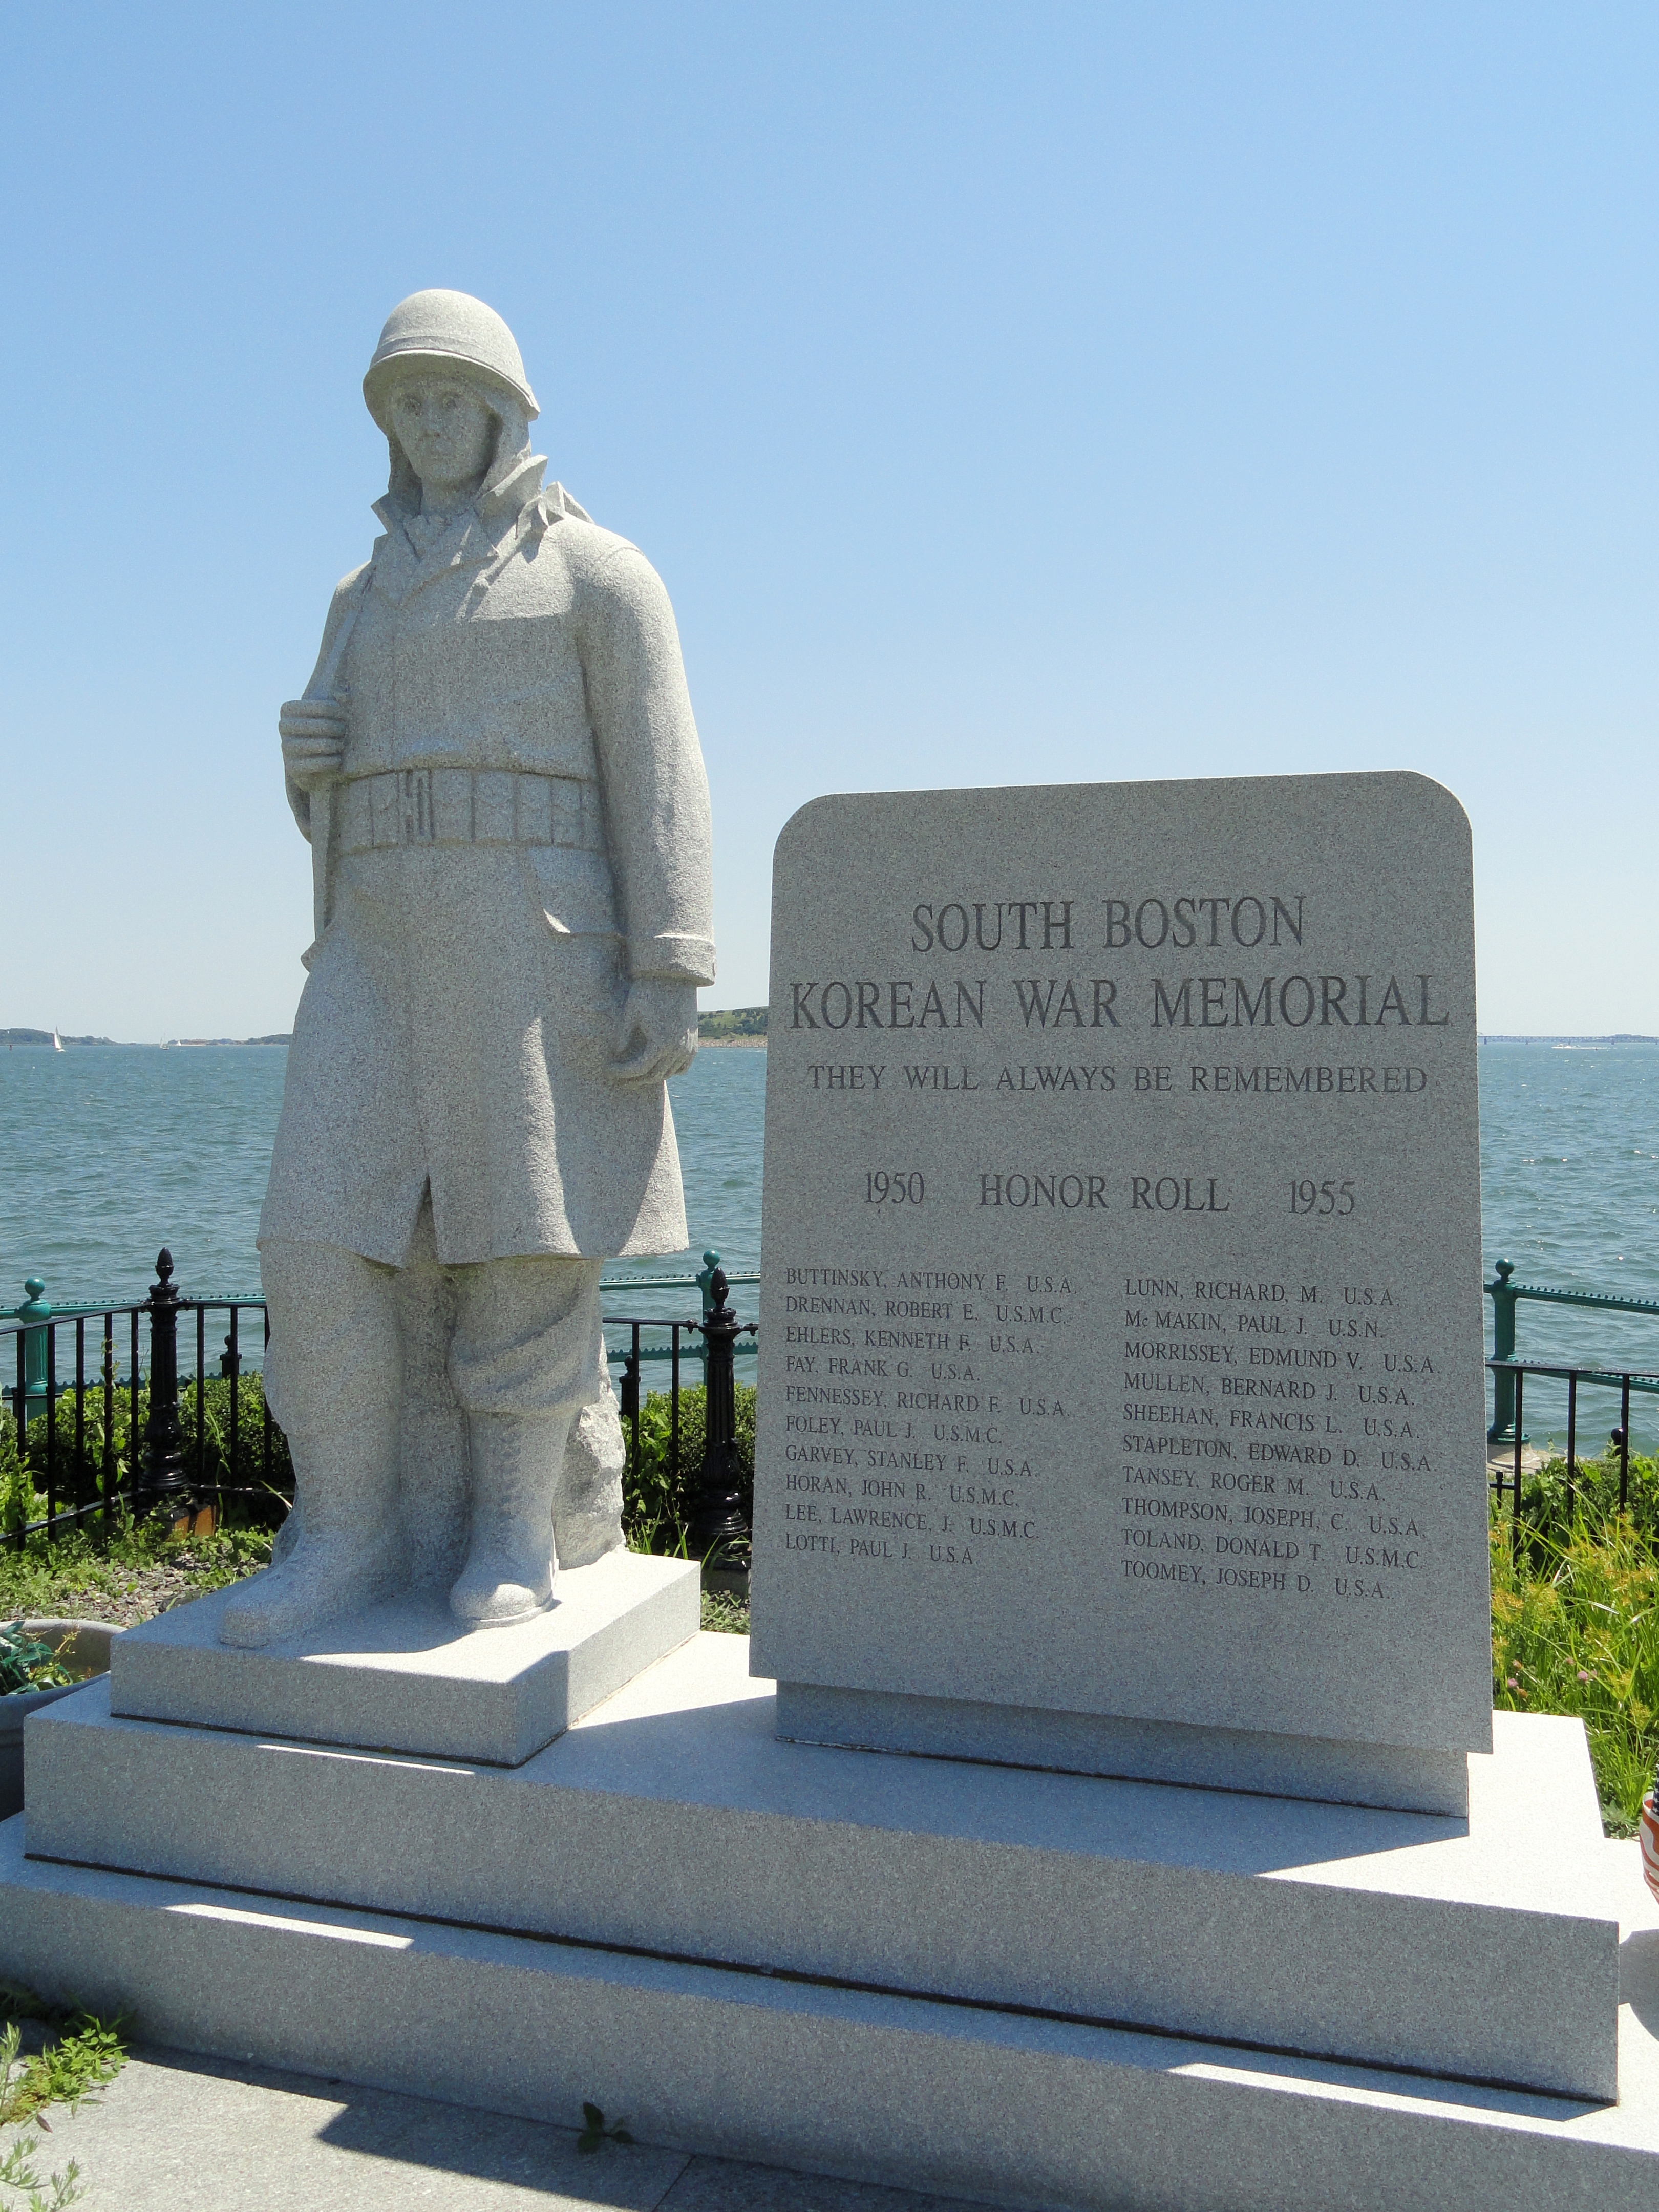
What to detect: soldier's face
<box><xmin>389</xmin><ymin>374</ymin><xmax>497</xmax><ymax>492</ymax></box>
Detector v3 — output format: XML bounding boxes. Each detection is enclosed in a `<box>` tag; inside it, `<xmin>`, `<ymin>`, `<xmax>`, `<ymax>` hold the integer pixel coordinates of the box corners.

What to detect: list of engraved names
<box><xmin>753</xmin><ymin>776</ymin><xmax>1490</xmax><ymax>1753</ymax></box>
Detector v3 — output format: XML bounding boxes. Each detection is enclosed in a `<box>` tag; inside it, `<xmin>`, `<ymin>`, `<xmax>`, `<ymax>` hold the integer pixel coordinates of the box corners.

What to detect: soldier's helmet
<box><xmin>363</xmin><ymin>290</ymin><xmax>539</xmax><ymax>429</ymax></box>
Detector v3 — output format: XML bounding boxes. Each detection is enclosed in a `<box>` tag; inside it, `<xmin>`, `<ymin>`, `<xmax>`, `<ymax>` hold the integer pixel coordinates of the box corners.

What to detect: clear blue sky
<box><xmin>3</xmin><ymin>3</ymin><xmax>1653</xmax><ymax>1036</ymax></box>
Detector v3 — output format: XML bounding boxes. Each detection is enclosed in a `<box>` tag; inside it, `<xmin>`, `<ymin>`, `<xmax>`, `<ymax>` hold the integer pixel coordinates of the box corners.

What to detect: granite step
<box><xmin>24</xmin><ymin>1631</ymin><xmax>1619</xmax><ymax>2099</ymax></box>
<box><xmin>1</xmin><ymin>1818</ymin><xmax>1655</xmax><ymax>2212</ymax></box>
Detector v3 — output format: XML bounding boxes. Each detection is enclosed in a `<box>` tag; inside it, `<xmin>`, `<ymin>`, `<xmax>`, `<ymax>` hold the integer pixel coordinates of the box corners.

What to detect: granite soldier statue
<box><xmin>224</xmin><ymin>290</ymin><xmax>715</xmax><ymax>1647</ymax></box>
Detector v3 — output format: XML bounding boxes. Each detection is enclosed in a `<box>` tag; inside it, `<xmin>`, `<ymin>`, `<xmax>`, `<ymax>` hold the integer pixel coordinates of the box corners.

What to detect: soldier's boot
<box><xmin>222</xmin><ymin>1235</ymin><xmax>408</xmax><ymax>1649</ymax></box>
<box><xmin>221</xmin><ymin>1522</ymin><xmax>403</xmax><ymax>1648</ymax></box>
<box><xmin>221</xmin><ymin>1393</ymin><xmax>405</xmax><ymax>1649</ymax></box>
<box><xmin>450</xmin><ymin>1411</ymin><xmax>568</xmax><ymax>1628</ymax></box>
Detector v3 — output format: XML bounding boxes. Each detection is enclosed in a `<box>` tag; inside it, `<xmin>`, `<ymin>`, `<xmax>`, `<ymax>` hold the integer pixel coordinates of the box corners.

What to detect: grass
<box><xmin>1</xmin><ymin>1512</ymin><xmax>747</xmax><ymax>1633</ymax></box>
<box><xmin>0</xmin><ymin>1514</ymin><xmax>274</xmax><ymax>1630</ymax></box>
<box><xmin>700</xmin><ymin>1587</ymin><xmax>749</xmax><ymax>1634</ymax></box>
<box><xmin>1491</xmin><ymin>1448</ymin><xmax>1659</xmax><ymax>1837</ymax></box>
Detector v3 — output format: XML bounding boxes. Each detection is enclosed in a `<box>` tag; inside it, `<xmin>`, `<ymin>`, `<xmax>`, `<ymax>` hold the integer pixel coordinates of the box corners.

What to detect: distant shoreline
<box><xmin>7</xmin><ymin>1028</ymin><xmax>1649</xmax><ymax>1054</ymax></box>
<box><xmin>697</xmin><ymin>1005</ymin><xmax>767</xmax><ymax>1046</ymax></box>
<box><xmin>0</xmin><ymin>1034</ymin><xmax>291</xmax><ymax>1049</ymax></box>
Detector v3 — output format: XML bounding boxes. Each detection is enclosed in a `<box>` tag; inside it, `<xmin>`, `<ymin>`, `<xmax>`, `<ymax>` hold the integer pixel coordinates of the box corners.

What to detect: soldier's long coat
<box><xmin>260</xmin><ymin>455</ymin><xmax>715</xmax><ymax>1268</ymax></box>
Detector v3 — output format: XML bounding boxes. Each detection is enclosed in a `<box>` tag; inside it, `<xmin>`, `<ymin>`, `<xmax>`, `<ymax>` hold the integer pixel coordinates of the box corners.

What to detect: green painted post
<box><xmin>1486</xmin><ymin>1259</ymin><xmax>1525</xmax><ymax>1445</ymax></box>
<box><xmin>18</xmin><ymin>1277</ymin><xmax>50</xmax><ymax>1421</ymax></box>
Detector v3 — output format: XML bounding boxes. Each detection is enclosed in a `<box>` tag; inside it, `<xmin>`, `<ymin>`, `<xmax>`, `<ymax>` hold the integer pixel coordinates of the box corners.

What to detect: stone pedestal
<box><xmin>6</xmin><ymin>1626</ymin><xmax>1658</xmax><ymax>2208</ymax></box>
<box><xmin>108</xmin><ymin>1550</ymin><xmax>700</xmax><ymax>1766</ymax></box>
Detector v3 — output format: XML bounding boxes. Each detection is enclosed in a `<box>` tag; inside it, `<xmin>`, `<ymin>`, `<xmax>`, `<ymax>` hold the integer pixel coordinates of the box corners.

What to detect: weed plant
<box><xmin>0</xmin><ymin>1628</ymin><xmax>71</xmax><ymax>1696</ymax></box>
<box><xmin>0</xmin><ymin>2014</ymin><xmax>124</xmax><ymax>2130</ymax></box>
<box><xmin>0</xmin><ymin>1988</ymin><xmax>127</xmax><ymax>2210</ymax></box>
<box><xmin>620</xmin><ymin>1380</ymin><xmax>755</xmax><ymax>1556</ymax></box>
<box><xmin>0</xmin><ymin>2072</ymin><xmax>81</xmax><ymax>2211</ymax></box>
<box><xmin>1491</xmin><ymin>1449</ymin><xmax>1659</xmax><ymax>1836</ymax></box>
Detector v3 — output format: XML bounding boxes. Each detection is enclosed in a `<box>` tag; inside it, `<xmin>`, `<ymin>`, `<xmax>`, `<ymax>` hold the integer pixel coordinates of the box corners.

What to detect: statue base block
<box><xmin>106</xmin><ymin>1549</ymin><xmax>700</xmax><ymax>1767</ymax></box>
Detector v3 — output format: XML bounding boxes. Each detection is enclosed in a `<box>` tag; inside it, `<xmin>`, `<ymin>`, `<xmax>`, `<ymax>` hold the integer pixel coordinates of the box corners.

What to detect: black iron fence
<box><xmin>3</xmin><ymin>1249</ymin><xmax>757</xmax><ymax>1565</ymax></box>
<box><xmin>1</xmin><ymin>1250</ymin><xmax>277</xmax><ymax>1545</ymax></box>
<box><xmin>606</xmin><ymin>1269</ymin><xmax>757</xmax><ymax>1567</ymax></box>
<box><xmin>8</xmin><ymin>1249</ymin><xmax>1657</xmax><ymax>1577</ymax></box>
<box><xmin>1487</xmin><ymin>1355</ymin><xmax>1658</xmax><ymax>1559</ymax></box>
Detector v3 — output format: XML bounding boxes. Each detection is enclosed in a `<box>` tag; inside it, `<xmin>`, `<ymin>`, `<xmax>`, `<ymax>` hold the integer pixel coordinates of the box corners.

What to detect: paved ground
<box><xmin>0</xmin><ymin>2042</ymin><xmax>984</xmax><ymax>2212</ymax></box>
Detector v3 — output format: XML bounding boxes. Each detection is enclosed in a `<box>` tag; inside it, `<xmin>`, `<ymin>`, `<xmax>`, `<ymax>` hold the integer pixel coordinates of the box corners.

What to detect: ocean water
<box><xmin>1475</xmin><ymin>1040</ymin><xmax>1659</xmax><ymax>1449</ymax></box>
<box><xmin>0</xmin><ymin>1041</ymin><xmax>766</xmax><ymax>1304</ymax></box>
<box><xmin>2</xmin><ymin>1037</ymin><xmax>1655</xmax><ymax>1445</ymax></box>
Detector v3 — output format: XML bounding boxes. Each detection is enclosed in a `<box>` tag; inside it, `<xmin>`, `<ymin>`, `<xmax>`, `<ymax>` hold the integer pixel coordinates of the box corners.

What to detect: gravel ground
<box><xmin>26</xmin><ymin>1558</ymin><xmax>230</xmax><ymax>1627</ymax></box>
<box><xmin>8</xmin><ymin>1554</ymin><xmax>749</xmax><ymax>1636</ymax></box>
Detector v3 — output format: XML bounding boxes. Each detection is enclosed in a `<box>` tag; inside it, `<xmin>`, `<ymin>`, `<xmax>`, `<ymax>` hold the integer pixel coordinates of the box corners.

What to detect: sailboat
<box><xmin>51</xmin><ymin>1028</ymin><xmax>63</xmax><ymax>1052</ymax></box>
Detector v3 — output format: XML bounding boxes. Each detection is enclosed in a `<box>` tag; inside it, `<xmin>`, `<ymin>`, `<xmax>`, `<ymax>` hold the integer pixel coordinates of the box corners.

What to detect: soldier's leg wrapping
<box><xmin>221</xmin><ymin>1237</ymin><xmax>406</xmax><ymax>1648</ymax></box>
<box><xmin>444</xmin><ymin>1253</ymin><xmax>605</xmax><ymax>1627</ymax></box>
<box><xmin>391</xmin><ymin>1195</ymin><xmax>469</xmax><ymax>1591</ymax></box>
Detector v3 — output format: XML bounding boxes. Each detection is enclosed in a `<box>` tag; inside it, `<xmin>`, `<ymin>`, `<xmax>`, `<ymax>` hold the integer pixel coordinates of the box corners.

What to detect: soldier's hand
<box><xmin>280</xmin><ymin>697</ymin><xmax>348</xmax><ymax>792</ymax></box>
<box><xmin>610</xmin><ymin>980</ymin><xmax>699</xmax><ymax>1085</ymax></box>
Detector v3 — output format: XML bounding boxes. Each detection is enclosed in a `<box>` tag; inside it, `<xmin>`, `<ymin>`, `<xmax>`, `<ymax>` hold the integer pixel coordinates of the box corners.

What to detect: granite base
<box><xmin>27</xmin><ymin>1634</ymin><xmax>1618</xmax><ymax>2098</ymax></box>
<box><xmin>107</xmin><ymin>1550</ymin><xmax>699</xmax><ymax>1766</ymax></box>
<box><xmin>775</xmin><ymin>1679</ymin><xmax>1471</xmax><ymax>1815</ymax></box>
<box><xmin>1</xmin><ymin>1818</ymin><xmax>1655</xmax><ymax>2212</ymax></box>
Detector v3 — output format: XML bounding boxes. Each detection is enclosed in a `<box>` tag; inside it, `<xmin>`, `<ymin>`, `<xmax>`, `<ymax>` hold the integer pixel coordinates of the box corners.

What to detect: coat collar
<box><xmin>368</xmin><ymin>456</ymin><xmax>590</xmax><ymax>602</ymax></box>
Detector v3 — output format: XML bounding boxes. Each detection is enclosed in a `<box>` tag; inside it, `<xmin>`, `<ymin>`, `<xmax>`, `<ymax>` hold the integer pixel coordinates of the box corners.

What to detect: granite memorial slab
<box><xmin>751</xmin><ymin>771</ymin><xmax>1491</xmax><ymax>1812</ymax></box>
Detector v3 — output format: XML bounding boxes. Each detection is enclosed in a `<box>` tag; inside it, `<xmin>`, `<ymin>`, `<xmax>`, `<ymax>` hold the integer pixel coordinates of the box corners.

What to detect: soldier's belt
<box><xmin>337</xmin><ymin>770</ymin><xmax>602</xmax><ymax>856</ymax></box>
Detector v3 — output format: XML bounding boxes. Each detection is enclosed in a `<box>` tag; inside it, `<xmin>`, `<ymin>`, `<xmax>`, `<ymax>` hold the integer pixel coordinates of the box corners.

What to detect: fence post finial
<box><xmin>690</xmin><ymin>1267</ymin><xmax>750</xmax><ymax>1567</ymax></box>
<box><xmin>144</xmin><ymin>1248</ymin><xmax>188</xmax><ymax>1509</ymax></box>
<box><xmin>17</xmin><ymin>1278</ymin><xmax>50</xmax><ymax>1416</ymax></box>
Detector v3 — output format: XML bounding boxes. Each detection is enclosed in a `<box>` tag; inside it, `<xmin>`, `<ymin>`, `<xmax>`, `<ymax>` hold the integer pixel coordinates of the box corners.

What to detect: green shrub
<box><xmin>622</xmin><ymin>1380</ymin><xmax>754</xmax><ymax>1556</ymax></box>
<box><xmin>173</xmin><ymin>1373</ymin><xmax>294</xmax><ymax>1500</ymax></box>
<box><xmin>0</xmin><ymin>1429</ymin><xmax>42</xmax><ymax>1544</ymax></box>
<box><xmin>1491</xmin><ymin>1479</ymin><xmax>1659</xmax><ymax>1835</ymax></box>
<box><xmin>0</xmin><ymin>1372</ymin><xmax>292</xmax><ymax>1536</ymax></box>
<box><xmin>1497</xmin><ymin>1443</ymin><xmax>1659</xmax><ymax>1557</ymax></box>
